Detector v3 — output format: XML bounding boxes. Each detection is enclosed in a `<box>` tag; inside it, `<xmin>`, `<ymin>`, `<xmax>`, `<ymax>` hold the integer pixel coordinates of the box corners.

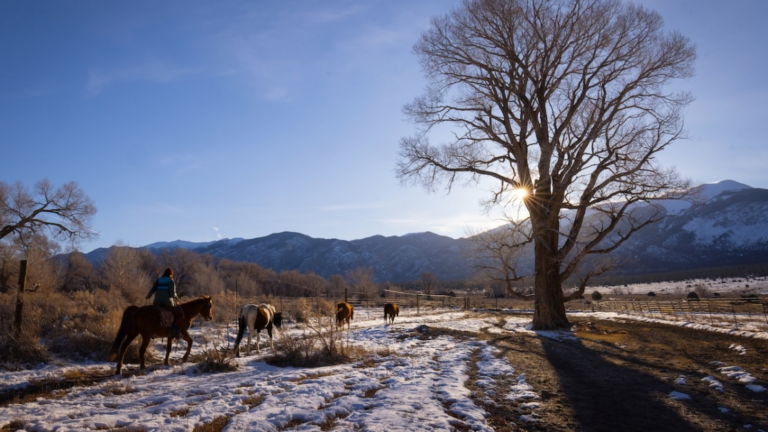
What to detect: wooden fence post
<box><xmin>344</xmin><ymin>288</ymin><xmax>348</xmax><ymax>303</ymax></box>
<box><xmin>14</xmin><ymin>260</ymin><xmax>28</xmax><ymax>337</ymax></box>
<box><xmin>416</xmin><ymin>294</ymin><xmax>420</xmax><ymax>315</ymax></box>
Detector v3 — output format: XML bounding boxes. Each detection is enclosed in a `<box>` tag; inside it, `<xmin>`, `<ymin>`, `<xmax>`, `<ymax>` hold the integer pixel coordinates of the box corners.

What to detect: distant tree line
<box><xmin>1</xmin><ymin>239</ymin><xmax>470</xmax><ymax>305</ymax></box>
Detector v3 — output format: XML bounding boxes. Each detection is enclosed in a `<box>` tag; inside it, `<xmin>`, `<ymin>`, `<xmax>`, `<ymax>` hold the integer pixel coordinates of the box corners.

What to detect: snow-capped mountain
<box><xmin>615</xmin><ymin>180</ymin><xmax>768</xmax><ymax>274</ymax></box>
<box><xmin>143</xmin><ymin>238</ymin><xmax>245</xmax><ymax>251</ymax></box>
<box><xmin>192</xmin><ymin>231</ymin><xmax>473</xmax><ymax>282</ymax></box>
<box><xmin>83</xmin><ymin>180</ymin><xmax>768</xmax><ymax>282</ymax></box>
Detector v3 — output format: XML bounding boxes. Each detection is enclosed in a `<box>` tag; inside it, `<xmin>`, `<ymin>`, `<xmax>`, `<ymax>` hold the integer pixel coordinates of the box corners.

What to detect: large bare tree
<box><xmin>396</xmin><ymin>0</ymin><xmax>695</xmax><ymax>329</ymax></box>
<box><xmin>0</xmin><ymin>179</ymin><xmax>97</xmax><ymax>248</ymax></box>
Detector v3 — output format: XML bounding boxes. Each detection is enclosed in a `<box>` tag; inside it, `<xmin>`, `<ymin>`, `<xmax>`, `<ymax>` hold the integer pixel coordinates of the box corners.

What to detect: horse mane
<box><xmin>179</xmin><ymin>296</ymin><xmax>212</xmax><ymax>306</ymax></box>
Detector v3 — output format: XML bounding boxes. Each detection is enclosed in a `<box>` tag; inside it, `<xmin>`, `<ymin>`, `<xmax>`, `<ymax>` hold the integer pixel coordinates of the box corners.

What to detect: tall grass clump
<box><xmin>267</xmin><ymin>309</ymin><xmax>361</xmax><ymax>368</ymax></box>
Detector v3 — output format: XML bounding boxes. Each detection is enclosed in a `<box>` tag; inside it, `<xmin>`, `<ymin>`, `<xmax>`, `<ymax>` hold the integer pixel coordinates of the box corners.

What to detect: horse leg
<box><xmin>164</xmin><ymin>337</ymin><xmax>174</xmax><ymax>366</ymax></box>
<box><xmin>181</xmin><ymin>331</ymin><xmax>193</xmax><ymax>362</ymax></box>
<box><xmin>116</xmin><ymin>332</ymin><xmax>138</xmax><ymax>375</ymax></box>
<box><xmin>139</xmin><ymin>335</ymin><xmax>152</xmax><ymax>370</ymax></box>
<box><xmin>267</xmin><ymin>325</ymin><xmax>274</xmax><ymax>352</ymax></box>
<box><xmin>246</xmin><ymin>325</ymin><xmax>253</xmax><ymax>356</ymax></box>
<box><xmin>256</xmin><ymin>330</ymin><xmax>261</xmax><ymax>354</ymax></box>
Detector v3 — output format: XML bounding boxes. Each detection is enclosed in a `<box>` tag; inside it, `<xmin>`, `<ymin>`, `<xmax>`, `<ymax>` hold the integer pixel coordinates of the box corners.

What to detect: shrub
<box><xmin>0</xmin><ymin>332</ymin><xmax>50</xmax><ymax>367</ymax></box>
<box><xmin>285</xmin><ymin>298</ymin><xmax>310</xmax><ymax>323</ymax></box>
<box><xmin>647</xmin><ymin>292</ymin><xmax>656</xmax><ymax>297</ymax></box>
<box><xmin>590</xmin><ymin>291</ymin><xmax>603</xmax><ymax>301</ymax></box>
<box><xmin>195</xmin><ymin>328</ymin><xmax>238</xmax><ymax>373</ymax></box>
<box><xmin>693</xmin><ymin>284</ymin><xmax>711</xmax><ymax>298</ymax></box>
<box><xmin>267</xmin><ymin>311</ymin><xmax>360</xmax><ymax>368</ymax></box>
<box><xmin>686</xmin><ymin>292</ymin><xmax>699</xmax><ymax>301</ymax></box>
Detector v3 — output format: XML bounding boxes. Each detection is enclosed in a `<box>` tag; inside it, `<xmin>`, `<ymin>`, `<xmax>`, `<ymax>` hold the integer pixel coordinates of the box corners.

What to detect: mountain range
<box><xmin>84</xmin><ymin>180</ymin><xmax>768</xmax><ymax>282</ymax></box>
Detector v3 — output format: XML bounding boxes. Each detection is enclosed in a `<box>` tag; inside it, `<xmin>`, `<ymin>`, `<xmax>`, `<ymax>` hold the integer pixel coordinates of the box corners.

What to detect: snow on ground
<box><xmin>2</xmin><ymin>304</ymin><xmax>768</xmax><ymax>431</ymax></box>
<box><xmin>585</xmin><ymin>312</ymin><xmax>768</xmax><ymax>340</ymax></box>
<box><xmin>0</xmin><ymin>309</ymin><xmax>525</xmax><ymax>432</ymax></box>
<box><xmin>586</xmin><ymin>276</ymin><xmax>768</xmax><ymax>297</ymax></box>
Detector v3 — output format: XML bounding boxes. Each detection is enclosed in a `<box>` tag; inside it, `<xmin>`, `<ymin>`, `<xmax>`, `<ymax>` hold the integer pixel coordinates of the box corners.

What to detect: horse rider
<box><xmin>146</xmin><ymin>268</ymin><xmax>183</xmax><ymax>339</ymax></box>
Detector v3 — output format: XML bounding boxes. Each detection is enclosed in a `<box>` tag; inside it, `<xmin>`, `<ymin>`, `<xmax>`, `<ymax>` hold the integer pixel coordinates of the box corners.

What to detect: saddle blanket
<box><xmin>157</xmin><ymin>307</ymin><xmax>175</xmax><ymax>328</ymax></box>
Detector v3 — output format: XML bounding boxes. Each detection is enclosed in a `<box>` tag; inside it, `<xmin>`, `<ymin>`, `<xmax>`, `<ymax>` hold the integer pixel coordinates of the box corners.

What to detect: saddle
<box><xmin>157</xmin><ymin>307</ymin><xmax>174</xmax><ymax>328</ymax></box>
<box><xmin>154</xmin><ymin>306</ymin><xmax>183</xmax><ymax>328</ymax></box>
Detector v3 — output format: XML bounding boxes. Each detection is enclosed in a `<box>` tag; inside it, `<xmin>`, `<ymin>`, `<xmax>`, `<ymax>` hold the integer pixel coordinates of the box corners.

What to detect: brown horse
<box><xmin>336</xmin><ymin>302</ymin><xmax>354</xmax><ymax>330</ymax></box>
<box><xmin>108</xmin><ymin>296</ymin><xmax>213</xmax><ymax>374</ymax></box>
<box><xmin>384</xmin><ymin>303</ymin><xmax>399</xmax><ymax>324</ymax></box>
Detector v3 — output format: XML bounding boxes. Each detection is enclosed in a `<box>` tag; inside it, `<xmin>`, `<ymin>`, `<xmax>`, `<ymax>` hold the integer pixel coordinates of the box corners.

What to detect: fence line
<box><xmin>587</xmin><ymin>298</ymin><xmax>768</xmax><ymax>331</ymax></box>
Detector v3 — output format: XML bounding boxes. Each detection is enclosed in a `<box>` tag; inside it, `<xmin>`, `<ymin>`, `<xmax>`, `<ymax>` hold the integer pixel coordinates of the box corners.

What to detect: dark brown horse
<box><xmin>108</xmin><ymin>296</ymin><xmax>213</xmax><ymax>374</ymax></box>
<box><xmin>384</xmin><ymin>303</ymin><xmax>399</xmax><ymax>324</ymax></box>
<box><xmin>336</xmin><ymin>302</ymin><xmax>354</xmax><ymax>330</ymax></box>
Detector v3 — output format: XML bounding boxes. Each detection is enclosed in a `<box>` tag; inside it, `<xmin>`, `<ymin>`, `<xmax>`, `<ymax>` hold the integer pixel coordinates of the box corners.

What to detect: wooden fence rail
<box><xmin>589</xmin><ymin>299</ymin><xmax>768</xmax><ymax>330</ymax></box>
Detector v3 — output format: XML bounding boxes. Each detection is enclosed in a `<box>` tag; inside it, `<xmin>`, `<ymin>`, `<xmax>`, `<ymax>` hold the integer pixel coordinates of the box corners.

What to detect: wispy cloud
<box><xmin>156</xmin><ymin>153</ymin><xmax>215</xmax><ymax>175</ymax></box>
<box><xmin>213</xmin><ymin>227</ymin><xmax>222</xmax><ymax>239</ymax></box>
<box><xmin>300</xmin><ymin>4</ymin><xmax>368</xmax><ymax>25</ymax></box>
<box><xmin>157</xmin><ymin>202</ymin><xmax>186</xmax><ymax>215</ymax></box>
<box><xmin>86</xmin><ymin>62</ymin><xmax>201</xmax><ymax>96</ymax></box>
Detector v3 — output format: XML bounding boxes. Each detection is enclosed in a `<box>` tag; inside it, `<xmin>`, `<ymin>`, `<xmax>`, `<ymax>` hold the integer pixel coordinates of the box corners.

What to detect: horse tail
<box><xmin>108</xmin><ymin>305</ymin><xmax>139</xmax><ymax>361</ymax></box>
<box><xmin>350</xmin><ymin>307</ymin><xmax>354</xmax><ymax>321</ymax></box>
<box><xmin>234</xmin><ymin>313</ymin><xmax>246</xmax><ymax>349</ymax></box>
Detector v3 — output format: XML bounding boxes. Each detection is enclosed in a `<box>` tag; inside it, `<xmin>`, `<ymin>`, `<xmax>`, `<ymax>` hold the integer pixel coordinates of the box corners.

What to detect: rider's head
<box><xmin>163</xmin><ymin>268</ymin><xmax>174</xmax><ymax>277</ymax></box>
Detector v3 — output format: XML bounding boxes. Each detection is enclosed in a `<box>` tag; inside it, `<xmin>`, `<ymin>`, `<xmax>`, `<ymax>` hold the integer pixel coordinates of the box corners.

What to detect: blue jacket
<box><xmin>147</xmin><ymin>276</ymin><xmax>178</xmax><ymax>306</ymax></box>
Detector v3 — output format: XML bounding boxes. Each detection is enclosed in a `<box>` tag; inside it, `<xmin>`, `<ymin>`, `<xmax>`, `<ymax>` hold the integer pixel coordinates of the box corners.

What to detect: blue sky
<box><xmin>2</xmin><ymin>0</ymin><xmax>766</xmax><ymax>252</ymax></box>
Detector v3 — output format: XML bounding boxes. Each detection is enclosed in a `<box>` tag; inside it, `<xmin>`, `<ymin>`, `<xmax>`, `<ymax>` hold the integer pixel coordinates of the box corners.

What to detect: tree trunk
<box><xmin>531</xmin><ymin>224</ymin><xmax>569</xmax><ymax>330</ymax></box>
<box><xmin>14</xmin><ymin>260</ymin><xmax>28</xmax><ymax>337</ymax></box>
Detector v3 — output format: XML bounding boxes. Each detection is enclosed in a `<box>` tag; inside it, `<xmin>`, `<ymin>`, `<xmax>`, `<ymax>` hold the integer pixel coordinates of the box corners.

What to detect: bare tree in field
<box><xmin>419</xmin><ymin>271</ymin><xmax>439</xmax><ymax>298</ymax></box>
<box><xmin>328</xmin><ymin>274</ymin><xmax>346</xmax><ymax>299</ymax></box>
<box><xmin>466</xmin><ymin>223</ymin><xmax>533</xmax><ymax>299</ymax></box>
<box><xmin>346</xmin><ymin>267</ymin><xmax>377</xmax><ymax>301</ymax></box>
<box><xmin>397</xmin><ymin>0</ymin><xmax>695</xmax><ymax>329</ymax></box>
<box><xmin>62</xmin><ymin>251</ymin><xmax>97</xmax><ymax>292</ymax></box>
<box><xmin>158</xmin><ymin>248</ymin><xmax>201</xmax><ymax>295</ymax></box>
<box><xmin>0</xmin><ymin>179</ymin><xmax>97</xmax><ymax>247</ymax></box>
<box><xmin>100</xmin><ymin>243</ymin><xmax>152</xmax><ymax>304</ymax></box>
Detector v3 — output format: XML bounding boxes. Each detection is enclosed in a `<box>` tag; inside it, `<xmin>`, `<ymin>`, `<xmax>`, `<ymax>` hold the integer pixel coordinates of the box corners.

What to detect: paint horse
<box><xmin>234</xmin><ymin>304</ymin><xmax>283</xmax><ymax>356</ymax></box>
<box><xmin>109</xmin><ymin>296</ymin><xmax>214</xmax><ymax>375</ymax></box>
<box><xmin>336</xmin><ymin>302</ymin><xmax>354</xmax><ymax>330</ymax></box>
<box><xmin>384</xmin><ymin>303</ymin><xmax>399</xmax><ymax>324</ymax></box>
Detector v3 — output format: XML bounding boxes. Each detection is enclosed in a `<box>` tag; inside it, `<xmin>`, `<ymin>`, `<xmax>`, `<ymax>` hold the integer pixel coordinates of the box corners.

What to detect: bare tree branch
<box><xmin>396</xmin><ymin>0</ymin><xmax>695</xmax><ymax>329</ymax></box>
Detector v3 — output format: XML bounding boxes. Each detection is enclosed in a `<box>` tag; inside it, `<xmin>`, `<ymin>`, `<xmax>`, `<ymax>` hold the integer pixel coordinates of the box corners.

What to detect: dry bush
<box><xmin>284</xmin><ymin>297</ymin><xmax>310</xmax><ymax>323</ymax></box>
<box><xmin>195</xmin><ymin>327</ymin><xmax>238</xmax><ymax>373</ymax></box>
<box><xmin>267</xmin><ymin>311</ymin><xmax>357</xmax><ymax>368</ymax></box>
<box><xmin>209</xmin><ymin>290</ymin><xmax>241</xmax><ymax>325</ymax></box>
<box><xmin>311</xmin><ymin>298</ymin><xmax>335</xmax><ymax>317</ymax></box>
<box><xmin>0</xmin><ymin>287</ymin><xmax>157</xmax><ymax>365</ymax></box>
<box><xmin>610</xmin><ymin>287</ymin><xmax>625</xmax><ymax>296</ymax></box>
<box><xmin>693</xmin><ymin>284</ymin><xmax>711</xmax><ymax>298</ymax></box>
<box><xmin>591</xmin><ymin>291</ymin><xmax>603</xmax><ymax>301</ymax></box>
<box><xmin>0</xmin><ymin>331</ymin><xmax>50</xmax><ymax>367</ymax></box>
